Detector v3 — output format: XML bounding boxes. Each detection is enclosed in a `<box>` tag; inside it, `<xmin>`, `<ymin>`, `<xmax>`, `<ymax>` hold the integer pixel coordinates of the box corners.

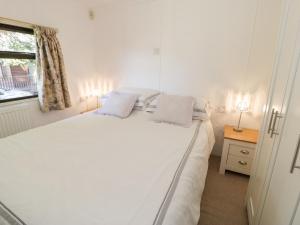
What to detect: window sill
<box><xmin>0</xmin><ymin>95</ymin><xmax>38</xmax><ymax>108</ymax></box>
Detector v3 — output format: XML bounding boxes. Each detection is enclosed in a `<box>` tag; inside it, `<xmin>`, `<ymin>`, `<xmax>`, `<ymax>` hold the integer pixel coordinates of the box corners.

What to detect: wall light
<box><xmin>79</xmin><ymin>77</ymin><xmax>115</xmax><ymax>112</ymax></box>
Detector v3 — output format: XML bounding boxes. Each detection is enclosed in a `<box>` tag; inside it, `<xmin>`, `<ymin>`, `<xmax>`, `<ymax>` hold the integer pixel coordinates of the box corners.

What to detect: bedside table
<box><xmin>219</xmin><ymin>125</ymin><xmax>259</xmax><ymax>175</ymax></box>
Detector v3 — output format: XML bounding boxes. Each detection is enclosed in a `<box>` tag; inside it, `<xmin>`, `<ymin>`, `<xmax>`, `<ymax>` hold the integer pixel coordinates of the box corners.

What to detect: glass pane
<box><xmin>0</xmin><ymin>30</ymin><xmax>36</xmax><ymax>53</ymax></box>
<box><xmin>0</xmin><ymin>59</ymin><xmax>37</xmax><ymax>101</ymax></box>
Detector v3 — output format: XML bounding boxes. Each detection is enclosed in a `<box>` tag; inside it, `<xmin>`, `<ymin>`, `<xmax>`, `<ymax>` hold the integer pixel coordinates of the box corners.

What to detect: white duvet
<box><xmin>0</xmin><ymin>111</ymin><xmax>214</xmax><ymax>225</ymax></box>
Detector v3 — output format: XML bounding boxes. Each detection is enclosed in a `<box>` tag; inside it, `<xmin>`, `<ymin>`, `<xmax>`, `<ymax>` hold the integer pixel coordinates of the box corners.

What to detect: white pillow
<box><xmin>146</xmin><ymin>95</ymin><xmax>211</xmax><ymax>121</ymax></box>
<box><xmin>116</xmin><ymin>87</ymin><xmax>160</xmax><ymax>108</ymax></box>
<box><xmin>97</xmin><ymin>92</ymin><xmax>138</xmax><ymax>118</ymax></box>
<box><xmin>194</xmin><ymin>97</ymin><xmax>208</xmax><ymax>112</ymax></box>
<box><xmin>152</xmin><ymin>94</ymin><xmax>194</xmax><ymax>127</ymax></box>
<box><xmin>192</xmin><ymin>111</ymin><xmax>211</xmax><ymax>121</ymax></box>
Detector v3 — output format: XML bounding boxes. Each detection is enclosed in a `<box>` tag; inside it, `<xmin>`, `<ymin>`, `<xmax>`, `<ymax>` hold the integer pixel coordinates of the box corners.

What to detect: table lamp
<box><xmin>92</xmin><ymin>89</ymin><xmax>101</xmax><ymax>108</ymax></box>
<box><xmin>233</xmin><ymin>99</ymin><xmax>250</xmax><ymax>132</ymax></box>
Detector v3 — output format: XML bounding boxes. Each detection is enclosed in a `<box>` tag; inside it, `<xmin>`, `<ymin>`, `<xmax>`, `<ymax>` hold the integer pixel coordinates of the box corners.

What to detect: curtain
<box><xmin>35</xmin><ymin>26</ymin><xmax>71</xmax><ymax>112</ymax></box>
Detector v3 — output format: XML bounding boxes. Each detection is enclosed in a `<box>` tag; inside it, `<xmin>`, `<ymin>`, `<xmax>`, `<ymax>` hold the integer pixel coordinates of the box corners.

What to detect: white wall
<box><xmin>0</xmin><ymin>0</ymin><xmax>96</xmax><ymax>128</ymax></box>
<box><xmin>0</xmin><ymin>0</ymin><xmax>283</xmax><ymax>155</ymax></box>
<box><xmin>93</xmin><ymin>0</ymin><xmax>283</xmax><ymax>155</ymax></box>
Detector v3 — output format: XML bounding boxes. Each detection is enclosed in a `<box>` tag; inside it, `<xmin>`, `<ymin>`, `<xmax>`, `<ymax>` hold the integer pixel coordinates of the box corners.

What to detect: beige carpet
<box><xmin>198</xmin><ymin>156</ymin><xmax>249</xmax><ymax>225</ymax></box>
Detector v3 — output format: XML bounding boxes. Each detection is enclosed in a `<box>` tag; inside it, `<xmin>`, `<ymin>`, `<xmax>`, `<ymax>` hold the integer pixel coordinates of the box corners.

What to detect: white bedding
<box><xmin>0</xmin><ymin>111</ymin><xmax>215</xmax><ymax>225</ymax></box>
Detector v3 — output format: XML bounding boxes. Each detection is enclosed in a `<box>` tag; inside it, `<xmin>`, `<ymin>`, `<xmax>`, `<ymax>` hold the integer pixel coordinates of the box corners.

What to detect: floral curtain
<box><xmin>34</xmin><ymin>26</ymin><xmax>71</xmax><ymax>112</ymax></box>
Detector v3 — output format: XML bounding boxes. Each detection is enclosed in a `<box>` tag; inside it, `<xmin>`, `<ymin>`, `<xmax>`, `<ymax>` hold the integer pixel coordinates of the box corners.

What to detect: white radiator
<box><xmin>0</xmin><ymin>104</ymin><xmax>33</xmax><ymax>138</ymax></box>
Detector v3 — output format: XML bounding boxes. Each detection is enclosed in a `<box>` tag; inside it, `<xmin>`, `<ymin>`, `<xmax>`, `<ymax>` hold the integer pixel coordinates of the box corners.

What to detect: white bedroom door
<box><xmin>259</xmin><ymin>52</ymin><xmax>300</xmax><ymax>225</ymax></box>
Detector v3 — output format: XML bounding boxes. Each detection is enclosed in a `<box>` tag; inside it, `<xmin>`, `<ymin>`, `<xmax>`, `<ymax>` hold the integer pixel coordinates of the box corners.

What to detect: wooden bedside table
<box><xmin>219</xmin><ymin>125</ymin><xmax>259</xmax><ymax>175</ymax></box>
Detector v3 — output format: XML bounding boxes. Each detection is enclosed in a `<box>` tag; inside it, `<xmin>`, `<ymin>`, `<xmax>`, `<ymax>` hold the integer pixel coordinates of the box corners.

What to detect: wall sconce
<box><xmin>80</xmin><ymin>96</ymin><xmax>90</xmax><ymax>113</ymax></box>
<box><xmin>78</xmin><ymin>78</ymin><xmax>115</xmax><ymax>113</ymax></box>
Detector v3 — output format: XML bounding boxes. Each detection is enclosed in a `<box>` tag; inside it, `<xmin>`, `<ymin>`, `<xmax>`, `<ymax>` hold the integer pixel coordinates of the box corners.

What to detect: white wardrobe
<box><xmin>246</xmin><ymin>0</ymin><xmax>300</xmax><ymax>224</ymax></box>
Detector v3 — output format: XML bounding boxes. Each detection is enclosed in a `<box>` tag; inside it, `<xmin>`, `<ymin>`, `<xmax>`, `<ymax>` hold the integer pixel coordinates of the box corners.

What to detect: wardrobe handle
<box><xmin>270</xmin><ymin>111</ymin><xmax>283</xmax><ymax>138</ymax></box>
<box><xmin>290</xmin><ymin>135</ymin><xmax>300</xmax><ymax>174</ymax></box>
<box><xmin>268</xmin><ymin>109</ymin><xmax>275</xmax><ymax>134</ymax></box>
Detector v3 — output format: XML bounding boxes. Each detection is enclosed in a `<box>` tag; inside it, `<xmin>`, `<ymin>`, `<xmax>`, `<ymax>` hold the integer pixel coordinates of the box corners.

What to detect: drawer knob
<box><xmin>240</xmin><ymin>150</ymin><xmax>250</xmax><ymax>155</ymax></box>
<box><xmin>238</xmin><ymin>160</ymin><xmax>248</xmax><ymax>166</ymax></box>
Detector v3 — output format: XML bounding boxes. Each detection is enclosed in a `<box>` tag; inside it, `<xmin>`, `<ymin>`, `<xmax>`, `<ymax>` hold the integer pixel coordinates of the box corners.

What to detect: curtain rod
<box><xmin>0</xmin><ymin>17</ymin><xmax>59</xmax><ymax>32</ymax></box>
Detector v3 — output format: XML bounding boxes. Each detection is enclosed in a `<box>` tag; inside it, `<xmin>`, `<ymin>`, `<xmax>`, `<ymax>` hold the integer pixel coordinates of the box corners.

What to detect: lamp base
<box><xmin>233</xmin><ymin>127</ymin><xmax>243</xmax><ymax>132</ymax></box>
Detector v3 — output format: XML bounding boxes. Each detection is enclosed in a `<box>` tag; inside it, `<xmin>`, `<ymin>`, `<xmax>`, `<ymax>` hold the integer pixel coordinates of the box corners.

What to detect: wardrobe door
<box><xmin>292</xmin><ymin>206</ymin><xmax>300</xmax><ymax>225</ymax></box>
<box><xmin>247</xmin><ymin>0</ymin><xmax>300</xmax><ymax>223</ymax></box>
<box><xmin>259</xmin><ymin>48</ymin><xmax>300</xmax><ymax>225</ymax></box>
<box><xmin>247</xmin><ymin>88</ymin><xmax>284</xmax><ymax>223</ymax></box>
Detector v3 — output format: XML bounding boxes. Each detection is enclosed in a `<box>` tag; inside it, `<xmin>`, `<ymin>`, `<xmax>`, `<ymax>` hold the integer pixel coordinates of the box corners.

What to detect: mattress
<box><xmin>0</xmin><ymin>110</ymin><xmax>215</xmax><ymax>225</ymax></box>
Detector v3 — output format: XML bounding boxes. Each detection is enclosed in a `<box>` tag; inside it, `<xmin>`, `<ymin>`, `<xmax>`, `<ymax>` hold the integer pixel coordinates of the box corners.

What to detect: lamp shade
<box><xmin>92</xmin><ymin>89</ymin><xmax>101</xmax><ymax>97</ymax></box>
<box><xmin>236</xmin><ymin>99</ymin><xmax>250</xmax><ymax>112</ymax></box>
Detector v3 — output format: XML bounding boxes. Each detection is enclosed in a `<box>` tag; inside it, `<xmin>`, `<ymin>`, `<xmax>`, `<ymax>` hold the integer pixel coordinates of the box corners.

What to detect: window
<box><xmin>0</xmin><ymin>23</ymin><xmax>37</xmax><ymax>103</ymax></box>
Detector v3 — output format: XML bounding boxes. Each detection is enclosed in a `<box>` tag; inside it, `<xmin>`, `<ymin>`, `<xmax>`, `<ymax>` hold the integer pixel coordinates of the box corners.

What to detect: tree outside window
<box><xmin>0</xmin><ymin>26</ymin><xmax>37</xmax><ymax>103</ymax></box>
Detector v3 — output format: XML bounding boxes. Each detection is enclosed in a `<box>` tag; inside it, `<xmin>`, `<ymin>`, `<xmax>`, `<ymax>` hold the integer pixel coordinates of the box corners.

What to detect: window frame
<box><xmin>0</xmin><ymin>23</ymin><xmax>38</xmax><ymax>103</ymax></box>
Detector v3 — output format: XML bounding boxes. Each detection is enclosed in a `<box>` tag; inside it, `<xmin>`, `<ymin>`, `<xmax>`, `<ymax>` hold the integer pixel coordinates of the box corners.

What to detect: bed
<box><xmin>0</xmin><ymin>110</ymin><xmax>215</xmax><ymax>225</ymax></box>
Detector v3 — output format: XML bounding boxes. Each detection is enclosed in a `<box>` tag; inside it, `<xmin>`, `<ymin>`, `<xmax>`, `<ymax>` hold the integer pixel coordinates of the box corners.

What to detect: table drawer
<box><xmin>229</xmin><ymin>144</ymin><xmax>254</xmax><ymax>159</ymax></box>
<box><xmin>226</xmin><ymin>155</ymin><xmax>253</xmax><ymax>175</ymax></box>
